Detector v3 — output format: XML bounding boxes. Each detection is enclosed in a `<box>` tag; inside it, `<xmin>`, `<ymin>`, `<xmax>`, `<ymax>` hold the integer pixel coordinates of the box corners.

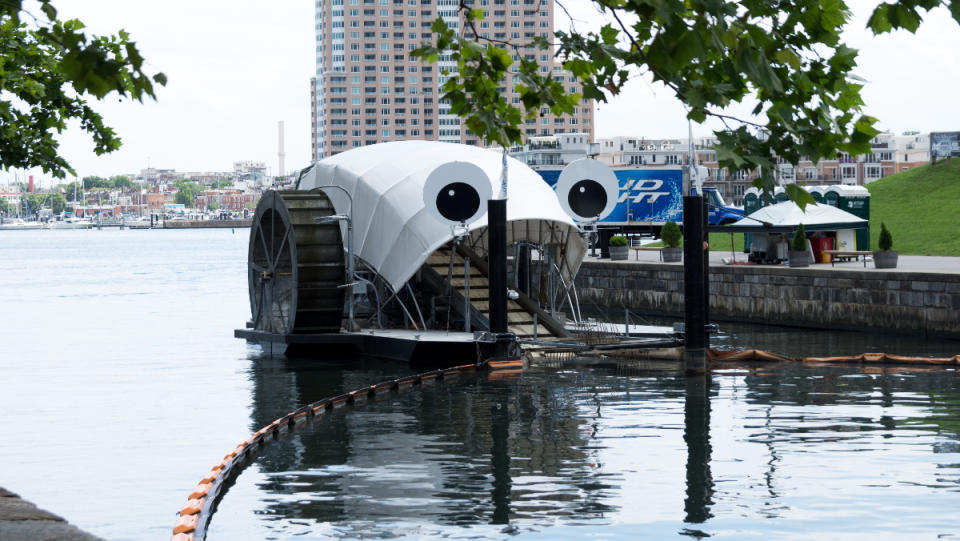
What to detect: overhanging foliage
<box><xmin>412</xmin><ymin>0</ymin><xmax>959</xmax><ymax>208</ymax></box>
<box><xmin>0</xmin><ymin>1</ymin><xmax>165</xmax><ymax>178</ymax></box>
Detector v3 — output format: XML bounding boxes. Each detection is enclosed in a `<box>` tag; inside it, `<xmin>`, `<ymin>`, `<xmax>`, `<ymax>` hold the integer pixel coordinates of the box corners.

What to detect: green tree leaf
<box><xmin>785</xmin><ymin>183</ymin><xmax>816</xmax><ymax>212</ymax></box>
<box><xmin>0</xmin><ymin>2</ymin><xmax>165</xmax><ymax>178</ymax></box>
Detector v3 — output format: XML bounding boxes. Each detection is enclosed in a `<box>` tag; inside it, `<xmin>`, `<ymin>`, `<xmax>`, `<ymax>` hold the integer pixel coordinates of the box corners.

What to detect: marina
<box><xmin>0</xmin><ymin>215</ymin><xmax>251</xmax><ymax>230</ymax></box>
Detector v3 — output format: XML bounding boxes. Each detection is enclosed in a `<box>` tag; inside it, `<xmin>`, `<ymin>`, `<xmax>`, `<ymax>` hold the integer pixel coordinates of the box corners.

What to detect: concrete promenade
<box><xmin>591</xmin><ymin>249</ymin><xmax>960</xmax><ymax>275</ymax></box>
<box><xmin>0</xmin><ymin>488</ymin><xmax>103</xmax><ymax>540</ymax></box>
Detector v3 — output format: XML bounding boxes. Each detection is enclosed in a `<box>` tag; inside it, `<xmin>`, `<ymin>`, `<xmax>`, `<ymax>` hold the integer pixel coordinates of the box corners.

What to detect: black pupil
<box><xmin>436</xmin><ymin>182</ymin><xmax>480</xmax><ymax>222</ymax></box>
<box><xmin>568</xmin><ymin>179</ymin><xmax>606</xmax><ymax>218</ymax></box>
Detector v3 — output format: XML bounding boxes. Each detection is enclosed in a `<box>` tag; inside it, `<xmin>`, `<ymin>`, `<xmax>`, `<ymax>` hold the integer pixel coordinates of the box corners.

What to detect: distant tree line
<box><xmin>49</xmin><ymin>176</ymin><xmax>133</xmax><ymax>202</ymax></box>
<box><xmin>3</xmin><ymin>193</ymin><xmax>69</xmax><ymax>215</ymax></box>
<box><xmin>81</xmin><ymin>175</ymin><xmax>132</xmax><ymax>190</ymax></box>
<box><xmin>171</xmin><ymin>179</ymin><xmax>233</xmax><ymax>208</ymax></box>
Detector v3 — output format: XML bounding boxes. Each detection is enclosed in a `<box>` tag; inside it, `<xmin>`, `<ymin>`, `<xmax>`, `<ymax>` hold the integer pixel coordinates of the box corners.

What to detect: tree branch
<box><xmin>607</xmin><ymin>9</ymin><xmax>682</xmax><ymax>97</ymax></box>
<box><xmin>553</xmin><ymin>0</ymin><xmax>579</xmax><ymax>34</ymax></box>
<box><xmin>458</xmin><ymin>0</ymin><xmax>524</xmax><ymax>51</ymax></box>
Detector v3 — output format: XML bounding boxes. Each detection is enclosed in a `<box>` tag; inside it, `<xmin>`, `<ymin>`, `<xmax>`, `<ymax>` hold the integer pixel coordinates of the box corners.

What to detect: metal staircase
<box><xmin>423</xmin><ymin>245</ymin><xmax>568</xmax><ymax>340</ymax></box>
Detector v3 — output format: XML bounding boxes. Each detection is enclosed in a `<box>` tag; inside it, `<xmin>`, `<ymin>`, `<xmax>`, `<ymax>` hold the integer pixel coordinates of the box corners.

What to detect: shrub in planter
<box><xmin>660</xmin><ymin>221</ymin><xmax>683</xmax><ymax>262</ymax></box>
<box><xmin>789</xmin><ymin>223</ymin><xmax>809</xmax><ymax>267</ymax></box>
<box><xmin>873</xmin><ymin>222</ymin><xmax>898</xmax><ymax>269</ymax></box>
<box><xmin>609</xmin><ymin>235</ymin><xmax>629</xmax><ymax>260</ymax></box>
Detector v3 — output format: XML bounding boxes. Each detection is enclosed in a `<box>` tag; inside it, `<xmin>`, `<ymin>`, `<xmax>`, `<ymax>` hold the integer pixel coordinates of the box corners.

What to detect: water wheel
<box><xmin>248</xmin><ymin>190</ymin><xmax>345</xmax><ymax>334</ymax></box>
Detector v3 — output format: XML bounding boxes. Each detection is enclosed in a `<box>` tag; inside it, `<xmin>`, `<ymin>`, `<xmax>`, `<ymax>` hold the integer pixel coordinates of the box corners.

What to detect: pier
<box><xmin>576</xmin><ymin>251</ymin><xmax>960</xmax><ymax>338</ymax></box>
<box><xmin>162</xmin><ymin>218</ymin><xmax>251</xmax><ymax>229</ymax></box>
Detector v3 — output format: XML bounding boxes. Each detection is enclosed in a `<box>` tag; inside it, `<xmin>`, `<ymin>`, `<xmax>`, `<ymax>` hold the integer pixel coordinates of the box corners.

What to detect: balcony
<box><xmin>526</xmin><ymin>140</ymin><xmax>560</xmax><ymax>150</ymax></box>
<box><xmin>524</xmin><ymin>156</ymin><xmax>563</xmax><ymax>166</ymax></box>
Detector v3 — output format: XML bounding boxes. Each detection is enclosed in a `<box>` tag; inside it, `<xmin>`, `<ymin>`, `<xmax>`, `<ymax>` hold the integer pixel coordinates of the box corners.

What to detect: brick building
<box><xmin>194</xmin><ymin>190</ymin><xmax>260</xmax><ymax>211</ymax></box>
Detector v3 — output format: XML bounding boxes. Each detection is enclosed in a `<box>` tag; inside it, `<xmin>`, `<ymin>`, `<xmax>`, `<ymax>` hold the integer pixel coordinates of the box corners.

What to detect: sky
<box><xmin>5</xmin><ymin>0</ymin><xmax>960</xmax><ymax>187</ymax></box>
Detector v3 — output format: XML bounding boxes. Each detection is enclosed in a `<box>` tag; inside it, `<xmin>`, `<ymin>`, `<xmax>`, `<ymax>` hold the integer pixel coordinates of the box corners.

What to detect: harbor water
<box><xmin>1</xmin><ymin>230</ymin><xmax>959</xmax><ymax>539</ymax></box>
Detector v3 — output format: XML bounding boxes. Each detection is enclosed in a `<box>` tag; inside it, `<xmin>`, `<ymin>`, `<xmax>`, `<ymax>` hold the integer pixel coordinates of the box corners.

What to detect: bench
<box><xmin>630</xmin><ymin>246</ymin><xmax>663</xmax><ymax>261</ymax></box>
<box><xmin>824</xmin><ymin>250</ymin><xmax>872</xmax><ymax>267</ymax></box>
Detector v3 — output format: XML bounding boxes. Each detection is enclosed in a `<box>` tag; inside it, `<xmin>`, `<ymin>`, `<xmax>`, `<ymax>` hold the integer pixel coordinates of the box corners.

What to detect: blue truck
<box><xmin>533</xmin><ymin>165</ymin><xmax>744</xmax><ymax>234</ymax></box>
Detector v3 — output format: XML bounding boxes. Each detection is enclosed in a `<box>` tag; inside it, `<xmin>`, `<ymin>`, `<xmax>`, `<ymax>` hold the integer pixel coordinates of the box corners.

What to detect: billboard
<box><xmin>536</xmin><ymin>167</ymin><xmax>684</xmax><ymax>224</ymax></box>
<box><xmin>930</xmin><ymin>131</ymin><xmax>960</xmax><ymax>159</ymax></box>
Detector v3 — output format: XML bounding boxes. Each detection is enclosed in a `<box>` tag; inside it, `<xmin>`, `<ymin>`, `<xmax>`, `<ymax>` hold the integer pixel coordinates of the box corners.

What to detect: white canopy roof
<box><xmin>732</xmin><ymin>201</ymin><xmax>867</xmax><ymax>230</ymax></box>
<box><xmin>296</xmin><ymin>141</ymin><xmax>586</xmax><ymax>292</ymax></box>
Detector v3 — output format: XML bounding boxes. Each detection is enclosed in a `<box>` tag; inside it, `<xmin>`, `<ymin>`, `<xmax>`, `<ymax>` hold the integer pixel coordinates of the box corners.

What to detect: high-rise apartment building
<box><xmin>310</xmin><ymin>77</ymin><xmax>319</xmax><ymax>160</ymax></box>
<box><xmin>313</xmin><ymin>0</ymin><xmax>593</xmax><ymax>159</ymax></box>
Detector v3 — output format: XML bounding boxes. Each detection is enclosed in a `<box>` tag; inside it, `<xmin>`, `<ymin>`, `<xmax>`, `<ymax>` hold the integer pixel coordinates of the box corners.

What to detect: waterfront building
<box><xmin>891</xmin><ymin>132</ymin><xmax>931</xmax><ymax>172</ymax></box>
<box><xmin>0</xmin><ymin>186</ymin><xmax>21</xmax><ymax>212</ymax></box>
<box><xmin>146</xmin><ymin>192</ymin><xmax>172</xmax><ymax>210</ymax></box>
<box><xmin>509</xmin><ymin>131</ymin><xmax>938</xmax><ymax>206</ymax></box>
<box><xmin>194</xmin><ymin>189</ymin><xmax>260</xmax><ymax>212</ymax></box>
<box><xmin>74</xmin><ymin>205</ymin><xmax>116</xmax><ymax>218</ymax></box>
<box><xmin>233</xmin><ymin>161</ymin><xmax>267</xmax><ymax>176</ymax></box>
<box><xmin>511</xmin><ymin>133</ymin><xmax>754</xmax><ymax>203</ymax></box>
<box><xmin>137</xmin><ymin>167</ymin><xmax>178</xmax><ymax>185</ymax></box>
<box><xmin>312</xmin><ymin>0</ymin><xmax>594</xmax><ymax>159</ymax></box>
<box><xmin>508</xmin><ymin>132</ymin><xmax>598</xmax><ymax>166</ymax></box>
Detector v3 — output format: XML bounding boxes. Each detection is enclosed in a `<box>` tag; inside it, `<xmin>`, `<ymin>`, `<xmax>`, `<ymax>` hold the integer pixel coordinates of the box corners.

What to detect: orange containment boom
<box><xmin>801</xmin><ymin>353</ymin><xmax>960</xmax><ymax>364</ymax></box>
<box><xmin>708</xmin><ymin>348</ymin><xmax>960</xmax><ymax>366</ymax></box>
<box><xmin>170</xmin><ymin>362</ymin><xmax>483</xmax><ymax>541</ymax></box>
<box><xmin>487</xmin><ymin>358</ymin><xmax>524</xmax><ymax>370</ymax></box>
<box><xmin>708</xmin><ymin>349</ymin><xmax>796</xmax><ymax>363</ymax></box>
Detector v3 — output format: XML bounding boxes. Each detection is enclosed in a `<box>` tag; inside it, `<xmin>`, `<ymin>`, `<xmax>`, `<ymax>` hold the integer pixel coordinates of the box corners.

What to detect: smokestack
<box><xmin>29</xmin><ymin>175</ymin><xmax>34</xmax><ymax>193</ymax></box>
<box><xmin>278</xmin><ymin>121</ymin><xmax>285</xmax><ymax>178</ymax></box>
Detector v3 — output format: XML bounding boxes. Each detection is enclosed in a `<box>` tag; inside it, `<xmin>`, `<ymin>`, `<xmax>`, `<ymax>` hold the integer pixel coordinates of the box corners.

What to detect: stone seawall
<box><xmin>574</xmin><ymin>261</ymin><xmax>960</xmax><ymax>338</ymax></box>
<box><xmin>0</xmin><ymin>487</ymin><xmax>103</xmax><ymax>540</ymax></box>
<box><xmin>163</xmin><ymin>219</ymin><xmax>252</xmax><ymax>229</ymax></box>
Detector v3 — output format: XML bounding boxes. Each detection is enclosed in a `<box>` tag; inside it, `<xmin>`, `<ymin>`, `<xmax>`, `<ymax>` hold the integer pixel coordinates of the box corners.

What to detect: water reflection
<box><xmin>490</xmin><ymin>391</ymin><xmax>511</xmax><ymax>524</ymax></box>
<box><xmin>208</xmin><ymin>352</ymin><xmax>960</xmax><ymax>539</ymax></box>
<box><xmin>213</xmin><ymin>359</ymin><xmax>622</xmax><ymax>538</ymax></box>
<box><xmin>711</xmin><ymin>320</ymin><xmax>960</xmax><ymax>359</ymax></box>
<box><xmin>683</xmin><ymin>374</ymin><xmax>713</xmax><ymax>525</ymax></box>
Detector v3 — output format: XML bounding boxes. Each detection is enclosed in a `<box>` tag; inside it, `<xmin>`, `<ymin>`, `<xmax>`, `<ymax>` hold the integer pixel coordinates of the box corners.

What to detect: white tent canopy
<box><xmin>732</xmin><ymin>201</ymin><xmax>867</xmax><ymax>230</ymax></box>
<box><xmin>296</xmin><ymin>141</ymin><xmax>586</xmax><ymax>292</ymax></box>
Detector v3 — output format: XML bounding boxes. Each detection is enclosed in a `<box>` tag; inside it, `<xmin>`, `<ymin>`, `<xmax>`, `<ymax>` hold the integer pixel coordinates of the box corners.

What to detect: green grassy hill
<box><xmin>867</xmin><ymin>160</ymin><xmax>960</xmax><ymax>256</ymax></box>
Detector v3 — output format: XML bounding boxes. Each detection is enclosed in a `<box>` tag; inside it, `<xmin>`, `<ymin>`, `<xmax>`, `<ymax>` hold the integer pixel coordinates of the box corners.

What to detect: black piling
<box><xmin>703</xmin><ymin>200</ymin><xmax>710</xmax><ymax>330</ymax></box>
<box><xmin>683</xmin><ymin>195</ymin><xmax>707</xmax><ymax>373</ymax></box>
<box><xmin>488</xmin><ymin>198</ymin><xmax>508</xmax><ymax>334</ymax></box>
<box><xmin>486</xmin><ymin>198</ymin><xmax>517</xmax><ymax>360</ymax></box>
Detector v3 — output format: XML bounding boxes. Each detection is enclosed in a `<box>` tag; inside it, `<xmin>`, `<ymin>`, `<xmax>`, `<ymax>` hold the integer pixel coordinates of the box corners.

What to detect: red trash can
<box><xmin>811</xmin><ymin>236</ymin><xmax>834</xmax><ymax>263</ymax></box>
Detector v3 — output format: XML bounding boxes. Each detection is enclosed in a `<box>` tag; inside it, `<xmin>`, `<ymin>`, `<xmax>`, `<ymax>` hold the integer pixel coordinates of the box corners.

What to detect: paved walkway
<box><xmin>0</xmin><ymin>488</ymin><xmax>103</xmax><ymax>541</ymax></box>
<box><xmin>588</xmin><ymin>250</ymin><xmax>960</xmax><ymax>275</ymax></box>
